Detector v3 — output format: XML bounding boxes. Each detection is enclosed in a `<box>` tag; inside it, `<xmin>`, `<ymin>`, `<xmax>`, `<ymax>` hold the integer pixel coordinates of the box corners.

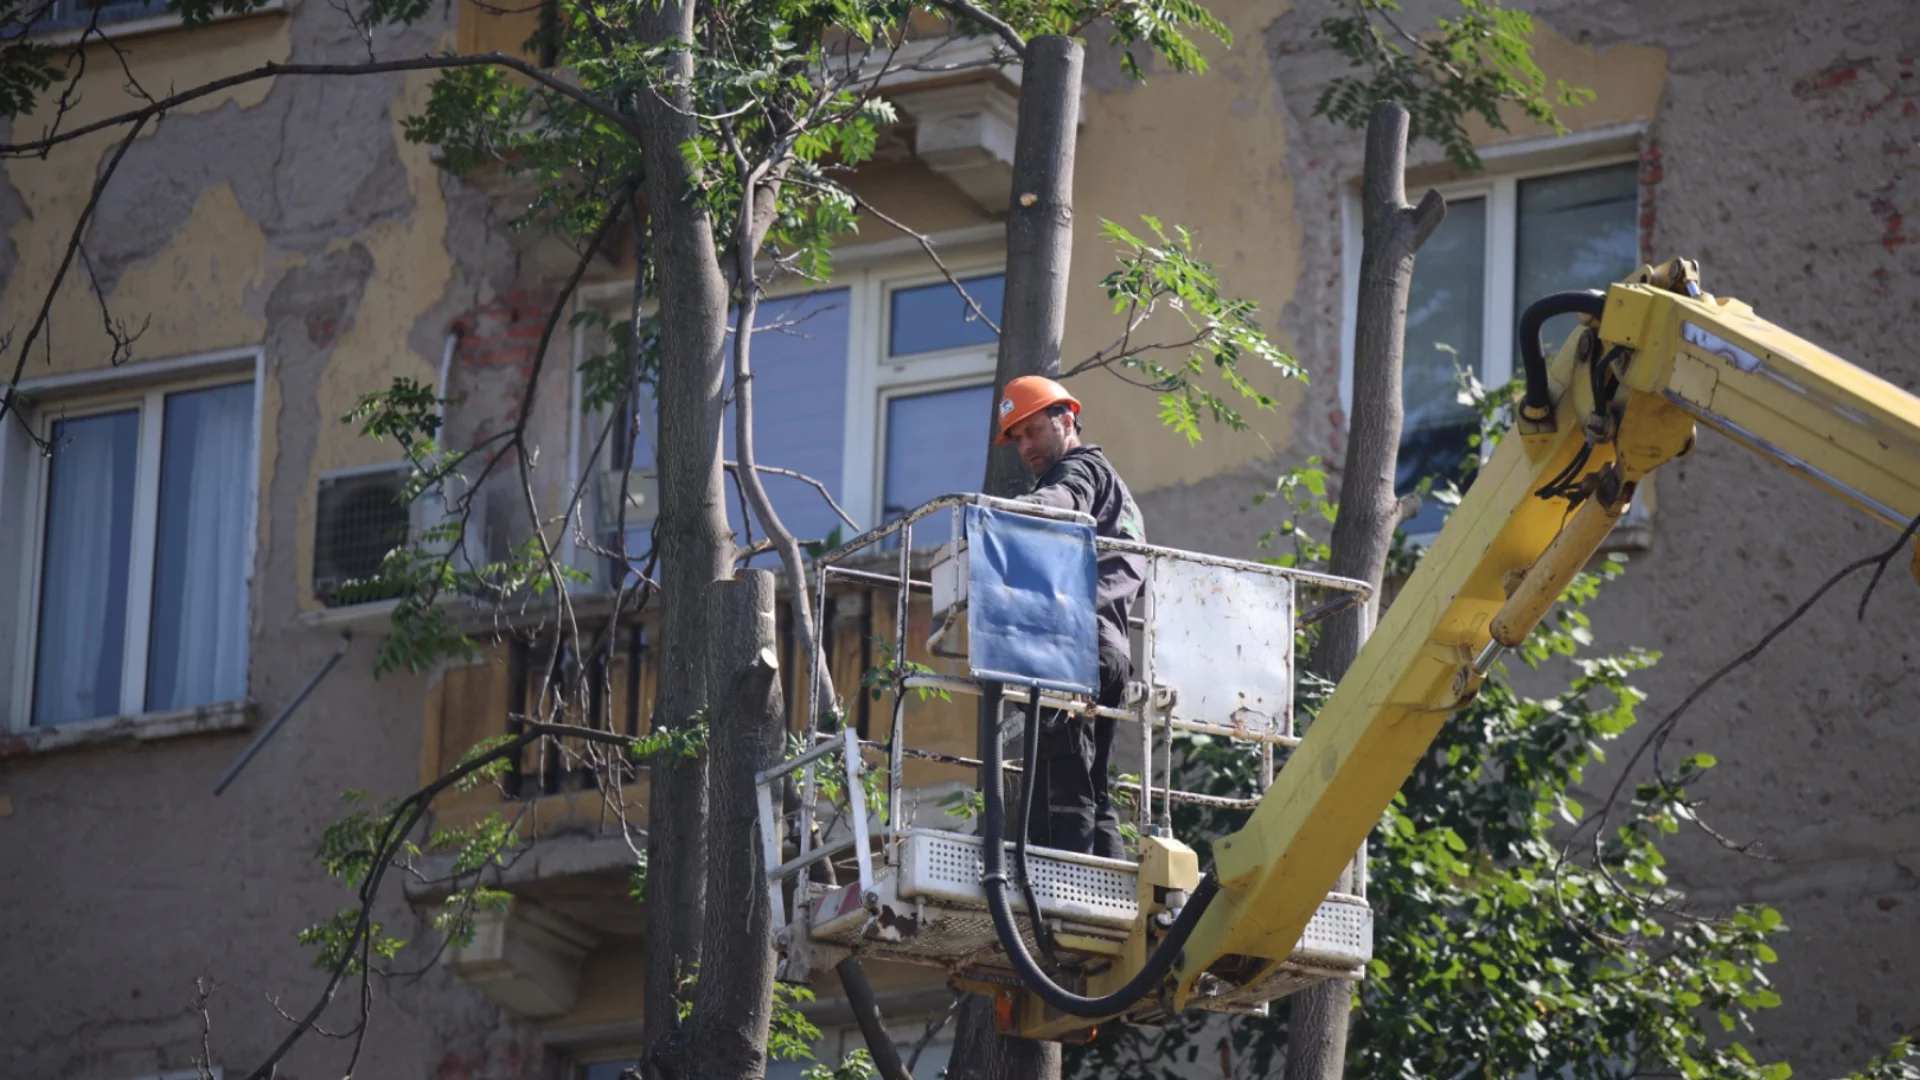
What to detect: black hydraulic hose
<box><xmin>836</xmin><ymin>956</ymin><xmax>914</xmax><ymax>1080</ymax></box>
<box><xmin>1517</xmin><ymin>290</ymin><xmax>1607</xmax><ymax>421</ymax></box>
<box><xmin>978</xmin><ymin>686</ymin><xmax>1222</xmax><ymax>1019</ymax></box>
<box><xmin>1013</xmin><ymin>692</ymin><xmax>1065</xmax><ymax>969</ymax></box>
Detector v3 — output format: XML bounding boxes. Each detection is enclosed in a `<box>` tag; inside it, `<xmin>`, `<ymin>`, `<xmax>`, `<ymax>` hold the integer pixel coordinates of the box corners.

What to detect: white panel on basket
<box><xmin>849</xmin><ymin>832</ymin><xmax>1372</xmax><ymax>973</ymax></box>
<box><xmin>1149</xmin><ymin>558</ymin><xmax>1294</xmax><ymax>735</ymax></box>
<box><xmin>897</xmin><ymin>831</ymin><xmax>1137</xmax><ymax>929</ymax></box>
<box><xmin>1297</xmin><ymin>900</ymin><xmax>1373</xmax><ymax>966</ymax></box>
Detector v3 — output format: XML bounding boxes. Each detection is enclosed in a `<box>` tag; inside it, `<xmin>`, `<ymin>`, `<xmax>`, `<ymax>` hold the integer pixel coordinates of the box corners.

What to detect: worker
<box><xmin>996</xmin><ymin>375</ymin><xmax>1146</xmax><ymax>860</ymax></box>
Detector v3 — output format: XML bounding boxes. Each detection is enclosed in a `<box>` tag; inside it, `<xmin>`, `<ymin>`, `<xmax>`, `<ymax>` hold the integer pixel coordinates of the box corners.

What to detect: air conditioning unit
<box><xmin>313</xmin><ymin>463</ymin><xmax>488</xmax><ymax>607</ymax></box>
<box><xmin>410</xmin><ymin>480</ymin><xmax>489</xmax><ymax>576</ymax></box>
<box><xmin>593</xmin><ymin>469</ymin><xmax>659</xmax><ymax>533</ymax></box>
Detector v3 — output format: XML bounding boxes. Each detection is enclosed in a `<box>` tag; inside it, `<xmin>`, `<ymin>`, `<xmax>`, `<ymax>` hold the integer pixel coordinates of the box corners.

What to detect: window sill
<box><xmin>1</xmin><ymin>699</ymin><xmax>255</xmax><ymax>760</ymax></box>
<box><xmin>298</xmin><ymin>590</ymin><xmax>631</xmax><ymax>635</ymax></box>
<box><xmin>24</xmin><ymin>0</ymin><xmax>288</xmax><ymax>46</ymax></box>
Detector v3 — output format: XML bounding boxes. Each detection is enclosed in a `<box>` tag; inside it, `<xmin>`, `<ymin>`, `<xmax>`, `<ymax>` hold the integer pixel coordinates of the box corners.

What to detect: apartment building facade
<box><xmin>0</xmin><ymin>0</ymin><xmax>1914</xmax><ymax>1075</ymax></box>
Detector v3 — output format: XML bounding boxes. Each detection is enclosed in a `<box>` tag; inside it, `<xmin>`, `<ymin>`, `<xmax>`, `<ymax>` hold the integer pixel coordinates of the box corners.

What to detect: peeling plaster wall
<box><xmin>1256</xmin><ymin>1</ymin><xmax>1920</xmax><ymax>1074</ymax></box>
<box><xmin>0</xmin><ymin>0</ymin><xmax>557</xmax><ymax>1076</ymax></box>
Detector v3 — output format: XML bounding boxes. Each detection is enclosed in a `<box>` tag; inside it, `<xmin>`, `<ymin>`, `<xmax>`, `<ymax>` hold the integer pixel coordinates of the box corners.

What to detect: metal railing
<box><xmin>755</xmin><ymin>493</ymin><xmax>1374</xmax><ymax>935</ymax></box>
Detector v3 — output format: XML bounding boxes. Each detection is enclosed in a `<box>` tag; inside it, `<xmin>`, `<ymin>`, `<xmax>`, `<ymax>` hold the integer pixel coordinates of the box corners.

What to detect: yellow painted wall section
<box><xmin>0</xmin><ymin>14</ymin><xmax>291</xmax><ymax>379</ymax></box>
<box><xmin>1462</xmin><ymin>22</ymin><xmax>1668</xmax><ymax>147</ymax></box>
<box><xmin>845</xmin><ymin>157</ymin><xmax>999</xmax><ymax>241</ymax></box>
<box><xmin>457</xmin><ymin>0</ymin><xmax>544</xmax><ymax>59</ymax></box>
<box><xmin>1064</xmin><ymin>0</ymin><xmax>1305</xmax><ymax>493</ymax></box>
<box><xmin>296</xmin><ymin>65</ymin><xmax>454</xmax><ymax>610</ymax></box>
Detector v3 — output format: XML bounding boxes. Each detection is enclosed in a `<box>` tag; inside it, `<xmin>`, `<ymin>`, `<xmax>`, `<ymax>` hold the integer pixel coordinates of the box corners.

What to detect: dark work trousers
<box><xmin>1025</xmin><ymin>649</ymin><xmax>1129</xmax><ymax>860</ymax></box>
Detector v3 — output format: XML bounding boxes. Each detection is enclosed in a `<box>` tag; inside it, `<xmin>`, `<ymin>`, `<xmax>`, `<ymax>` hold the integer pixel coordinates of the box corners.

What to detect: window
<box><xmin>9</xmin><ymin>373</ymin><xmax>258</xmax><ymax>727</ymax></box>
<box><xmin>880</xmin><ymin>383</ymin><xmax>995</xmax><ymax>525</ymax></box>
<box><xmin>576</xmin><ymin>1060</ymin><xmax>639</xmax><ymax>1080</ymax></box>
<box><xmin>1344</xmin><ymin>159</ymin><xmax>1641</xmax><ymax>534</ymax></box>
<box><xmin>36</xmin><ymin>0</ymin><xmax>167</xmax><ymax>31</ymax></box>
<box><xmin>596</xmin><ymin>289</ymin><xmax>853</xmax><ymax>570</ymax></box>
<box><xmin>575</xmin><ymin>259</ymin><xmax>1005</xmax><ymax>577</ymax></box>
<box><xmin>872</xmin><ymin>271</ymin><xmax>1003</xmax><ymax>548</ymax></box>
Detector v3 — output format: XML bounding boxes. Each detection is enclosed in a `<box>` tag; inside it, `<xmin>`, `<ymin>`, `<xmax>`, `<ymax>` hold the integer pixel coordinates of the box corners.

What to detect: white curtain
<box><xmin>34</xmin><ymin>410</ymin><xmax>138</xmax><ymax>725</ymax></box>
<box><xmin>146</xmin><ymin>382</ymin><xmax>252</xmax><ymax>711</ymax></box>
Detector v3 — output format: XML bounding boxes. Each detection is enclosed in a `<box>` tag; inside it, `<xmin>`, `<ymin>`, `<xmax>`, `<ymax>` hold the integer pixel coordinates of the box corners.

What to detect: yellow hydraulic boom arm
<box><xmin>1153</xmin><ymin>259</ymin><xmax>1920</xmax><ymax>1010</ymax></box>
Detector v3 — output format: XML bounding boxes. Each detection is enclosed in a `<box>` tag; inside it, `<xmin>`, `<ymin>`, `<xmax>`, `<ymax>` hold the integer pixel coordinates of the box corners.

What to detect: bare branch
<box><xmin>907</xmin><ymin>995</ymin><xmax>963</xmax><ymax>1072</ymax></box>
<box><xmin>77</xmin><ymin>245</ymin><xmax>149</xmax><ymax>366</ymax></box>
<box><xmin>1</xmin><ymin>114</ymin><xmax>147</xmax><ymax>434</ymax></box>
<box><xmin>925</xmin><ymin>0</ymin><xmax>1028</xmax><ymax>60</ymax></box>
<box><xmin>0</xmin><ymin>53</ymin><xmax>643</xmax><ymax>160</ymax></box>
<box><xmin>783</xmin><ymin>174</ymin><xmax>1001</xmax><ymax>336</ymax></box>
<box><xmin>192</xmin><ymin>977</ymin><xmax>218</xmax><ymax>1080</ymax></box>
<box><xmin>1565</xmin><ymin>509</ymin><xmax>1920</xmax><ymax>889</ymax></box>
<box><xmin>720</xmin><ymin>118</ymin><xmax>838</xmax><ymax>721</ymax></box>
<box><xmin>724</xmin><ymin>460</ymin><xmax>858</xmax><ymax>530</ymax></box>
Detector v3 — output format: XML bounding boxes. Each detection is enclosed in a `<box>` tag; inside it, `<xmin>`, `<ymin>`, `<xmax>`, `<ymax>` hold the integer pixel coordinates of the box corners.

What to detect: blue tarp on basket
<box><xmin>965</xmin><ymin>504</ymin><xmax>1099</xmax><ymax>695</ymax></box>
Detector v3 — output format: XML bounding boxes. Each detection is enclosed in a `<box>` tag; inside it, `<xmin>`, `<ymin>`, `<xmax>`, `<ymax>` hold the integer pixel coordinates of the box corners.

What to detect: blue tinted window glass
<box><xmin>1517</xmin><ymin>163</ymin><xmax>1640</xmax><ymax>365</ymax></box>
<box><xmin>147</xmin><ymin>382</ymin><xmax>253</xmax><ymax>712</ymax></box>
<box><xmin>888</xmin><ymin>274</ymin><xmax>1004</xmax><ymax>357</ymax></box>
<box><xmin>39</xmin><ymin>0</ymin><xmax>164</xmax><ymax>31</ymax></box>
<box><xmin>1398</xmin><ymin>196</ymin><xmax>1486</xmax><ymax>535</ymax></box>
<box><xmin>725</xmin><ymin>289</ymin><xmax>852</xmax><ymax>555</ymax></box>
<box><xmin>579</xmin><ymin>1062</ymin><xmax>640</xmax><ymax>1080</ymax></box>
<box><xmin>882</xmin><ymin>383</ymin><xmax>993</xmax><ymax>546</ymax></box>
<box><xmin>607</xmin><ymin>290</ymin><xmax>853</xmax><ymax>576</ymax></box>
<box><xmin>34</xmin><ymin>409</ymin><xmax>140</xmax><ymax>725</ymax></box>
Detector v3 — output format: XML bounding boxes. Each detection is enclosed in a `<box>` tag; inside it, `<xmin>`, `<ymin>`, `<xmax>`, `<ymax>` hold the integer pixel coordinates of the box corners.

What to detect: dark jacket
<box><xmin>1018</xmin><ymin>445</ymin><xmax>1147</xmax><ymax>661</ymax></box>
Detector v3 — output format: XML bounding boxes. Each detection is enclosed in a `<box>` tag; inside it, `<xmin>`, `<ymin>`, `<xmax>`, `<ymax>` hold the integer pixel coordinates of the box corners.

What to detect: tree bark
<box><xmin>980</xmin><ymin>34</ymin><xmax>1083</xmax><ymax>497</ymax></box>
<box><xmin>1283</xmin><ymin>100</ymin><xmax>1445</xmax><ymax>1080</ymax></box>
<box><xmin>950</xmin><ymin>33</ymin><xmax>1082</xmax><ymax>1080</ymax></box>
<box><xmin>685</xmin><ymin>569</ymin><xmax>785</xmax><ymax>1080</ymax></box>
<box><xmin>634</xmin><ymin>0</ymin><xmax>735</xmax><ymax>1058</ymax></box>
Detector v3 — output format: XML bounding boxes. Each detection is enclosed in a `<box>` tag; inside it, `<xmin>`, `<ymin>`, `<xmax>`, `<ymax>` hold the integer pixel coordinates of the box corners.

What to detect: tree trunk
<box><xmin>686</xmin><ymin>569</ymin><xmax>785</xmax><ymax>1080</ymax></box>
<box><xmin>980</xmin><ymin>34</ymin><xmax>1083</xmax><ymax>496</ymax></box>
<box><xmin>1283</xmin><ymin>100</ymin><xmax>1445</xmax><ymax>1080</ymax></box>
<box><xmin>950</xmin><ymin>32</ymin><xmax>1082</xmax><ymax>1080</ymax></box>
<box><xmin>634</xmin><ymin>0</ymin><xmax>735</xmax><ymax>1058</ymax></box>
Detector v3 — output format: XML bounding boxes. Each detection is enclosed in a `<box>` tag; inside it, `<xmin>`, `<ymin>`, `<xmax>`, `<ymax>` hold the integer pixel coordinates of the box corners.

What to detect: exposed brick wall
<box><xmin>430</xmin><ymin>1037</ymin><xmax>547</xmax><ymax>1080</ymax></box>
<box><xmin>1638</xmin><ymin>141</ymin><xmax>1663</xmax><ymax>264</ymax></box>
<box><xmin>1789</xmin><ymin>54</ymin><xmax>1918</xmax><ymax>272</ymax></box>
<box><xmin>448</xmin><ymin>287</ymin><xmax>561</xmax><ymax>445</ymax></box>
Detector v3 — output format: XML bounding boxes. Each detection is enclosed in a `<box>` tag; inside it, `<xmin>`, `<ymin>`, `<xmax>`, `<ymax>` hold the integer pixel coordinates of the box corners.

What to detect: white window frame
<box><xmin>1336</xmin><ymin>125</ymin><xmax>1647</xmax><ymax>539</ymax></box>
<box><xmin>2</xmin><ymin>347</ymin><xmax>264</xmax><ymax>731</ymax></box>
<box><xmin>846</xmin><ymin>256</ymin><xmax>1004</xmax><ymax>531</ymax></box>
<box><xmin>567</xmin><ymin>231</ymin><xmax>1005</xmax><ymax>576</ymax></box>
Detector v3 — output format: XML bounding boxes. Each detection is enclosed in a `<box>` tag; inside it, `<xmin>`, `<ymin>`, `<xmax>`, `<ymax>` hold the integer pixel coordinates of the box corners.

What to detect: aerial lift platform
<box><xmin>754</xmin><ymin>494</ymin><xmax>1375</xmax><ymax>1023</ymax></box>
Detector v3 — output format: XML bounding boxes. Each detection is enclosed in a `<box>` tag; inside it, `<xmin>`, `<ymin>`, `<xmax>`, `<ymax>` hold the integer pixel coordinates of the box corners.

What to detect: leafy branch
<box><xmin>1313</xmin><ymin>0</ymin><xmax>1594</xmax><ymax>170</ymax></box>
<box><xmin>1065</xmin><ymin>216</ymin><xmax>1303</xmax><ymax>444</ymax></box>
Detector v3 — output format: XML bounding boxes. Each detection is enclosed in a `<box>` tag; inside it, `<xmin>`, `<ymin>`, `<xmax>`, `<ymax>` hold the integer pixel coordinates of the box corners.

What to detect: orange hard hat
<box><xmin>994</xmin><ymin>375</ymin><xmax>1080</xmax><ymax>444</ymax></box>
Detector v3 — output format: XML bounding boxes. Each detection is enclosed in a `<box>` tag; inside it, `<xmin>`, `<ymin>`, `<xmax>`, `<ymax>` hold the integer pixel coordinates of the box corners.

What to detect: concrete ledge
<box><xmin>297</xmin><ymin>589</ymin><xmax>628</xmax><ymax>635</ymax></box>
<box><xmin>892</xmin><ymin>81</ymin><xmax>1020</xmax><ymax>214</ymax></box>
<box><xmin>445</xmin><ymin>898</ymin><xmax>600</xmax><ymax>1017</ymax></box>
<box><xmin>0</xmin><ymin>699</ymin><xmax>255</xmax><ymax>760</ymax></box>
<box><xmin>404</xmin><ymin>832</ymin><xmax>638</xmax><ymax>905</ymax></box>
